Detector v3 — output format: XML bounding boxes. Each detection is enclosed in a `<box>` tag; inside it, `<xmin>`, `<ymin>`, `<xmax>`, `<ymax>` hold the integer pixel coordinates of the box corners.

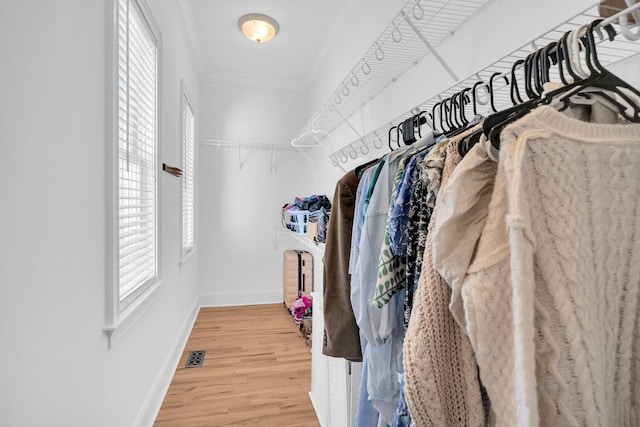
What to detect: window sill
<box><xmin>103</xmin><ymin>279</ymin><xmax>163</xmax><ymax>349</ymax></box>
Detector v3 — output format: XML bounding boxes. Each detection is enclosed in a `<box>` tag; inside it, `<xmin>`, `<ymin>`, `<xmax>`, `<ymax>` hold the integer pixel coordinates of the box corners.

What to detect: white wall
<box><xmin>197</xmin><ymin>81</ymin><xmax>339</xmax><ymax>306</ymax></box>
<box><xmin>0</xmin><ymin>1</ymin><xmax>200</xmax><ymax>426</ymax></box>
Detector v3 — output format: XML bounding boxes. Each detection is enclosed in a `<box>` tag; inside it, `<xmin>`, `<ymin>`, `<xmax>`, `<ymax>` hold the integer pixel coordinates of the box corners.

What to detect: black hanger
<box><xmin>402</xmin><ymin>117</ymin><xmax>417</xmax><ymax>145</ymax></box>
<box><xmin>449</xmin><ymin>94</ymin><xmax>461</xmax><ymax>130</ymax></box>
<box><xmin>555</xmin><ymin>36</ymin><xmax>571</xmax><ymax>86</ymax></box>
<box><xmin>431</xmin><ymin>101</ymin><xmax>442</xmax><ymax>133</ymax></box>
<box><xmin>541</xmin><ymin>42</ymin><xmax>558</xmax><ymax>86</ymax></box>
<box><xmin>529</xmin><ymin>50</ymin><xmax>544</xmax><ymax>98</ymax></box>
<box><xmin>484</xmin><ymin>19</ymin><xmax>640</xmax><ymax>150</ymax></box>
<box><xmin>442</xmin><ymin>98</ymin><xmax>453</xmax><ymax>132</ymax></box>
<box><xmin>482</xmin><ymin>37</ymin><xmax>580</xmax><ymax>143</ymax></box>
<box><xmin>445</xmin><ymin>95</ymin><xmax>465</xmax><ymax>137</ymax></box>
<box><xmin>416</xmin><ymin>111</ymin><xmax>428</xmax><ymax>137</ymax></box>
<box><xmin>439</xmin><ymin>101</ymin><xmax>449</xmax><ymax>134</ymax></box>
<box><xmin>459</xmin><ymin>88</ymin><xmax>471</xmax><ymax>126</ymax></box>
<box><xmin>555</xmin><ymin>19</ymin><xmax>640</xmax><ymax>122</ymax></box>
<box><xmin>510</xmin><ymin>59</ymin><xmax>525</xmax><ymax>105</ymax></box>
<box><xmin>523</xmin><ymin>53</ymin><xmax>538</xmax><ymax>100</ymax></box>
<box><xmin>388</xmin><ymin>125</ymin><xmax>398</xmax><ymax>151</ymax></box>
<box><xmin>488</xmin><ymin>72</ymin><xmax>508</xmax><ymax>112</ymax></box>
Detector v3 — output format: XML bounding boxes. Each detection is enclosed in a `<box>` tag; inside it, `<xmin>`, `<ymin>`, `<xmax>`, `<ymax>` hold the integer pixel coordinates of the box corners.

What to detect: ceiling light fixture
<box><xmin>238</xmin><ymin>13</ymin><xmax>279</xmax><ymax>43</ymax></box>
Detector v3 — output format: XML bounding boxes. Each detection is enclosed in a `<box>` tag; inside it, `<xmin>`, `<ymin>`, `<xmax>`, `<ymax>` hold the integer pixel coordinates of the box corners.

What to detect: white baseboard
<box><xmin>136</xmin><ymin>288</ymin><xmax>283</xmax><ymax>426</ymax></box>
<box><xmin>199</xmin><ymin>289</ymin><xmax>283</xmax><ymax>307</ymax></box>
<box><xmin>135</xmin><ymin>298</ymin><xmax>200</xmax><ymax>427</ymax></box>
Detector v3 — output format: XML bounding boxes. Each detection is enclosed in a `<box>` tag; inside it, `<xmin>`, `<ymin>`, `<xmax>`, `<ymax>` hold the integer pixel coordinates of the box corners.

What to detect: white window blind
<box><xmin>117</xmin><ymin>0</ymin><xmax>158</xmax><ymax>309</ymax></box>
<box><xmin>182</xmin><ymin>96</ymin><xmax>195</xmax><ymax>255</ymax></box>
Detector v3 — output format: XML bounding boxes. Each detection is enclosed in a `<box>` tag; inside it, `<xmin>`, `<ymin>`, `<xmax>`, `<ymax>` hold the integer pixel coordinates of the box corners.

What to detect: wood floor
<box><xmin>154</xmin><ymin>304</ymin><xmax>320</xmax><ymax>427</ymax></box>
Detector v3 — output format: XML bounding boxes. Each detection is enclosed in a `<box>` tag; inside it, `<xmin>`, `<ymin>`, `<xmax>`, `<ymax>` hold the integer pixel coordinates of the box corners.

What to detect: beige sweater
<box><xmin>403</xmin><ymin>126</ymin><xmax>486</xmax><ymax>427</ymax></box>
<box><xmin>459</xmin><ymin>106</ymin><xmax>640</xmax><ymax>426</ymax></box>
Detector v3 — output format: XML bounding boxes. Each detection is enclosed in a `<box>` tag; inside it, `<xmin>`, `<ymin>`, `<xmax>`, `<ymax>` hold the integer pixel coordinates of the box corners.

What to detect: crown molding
<box><xmin>172</xmin><ymin>0</ymin><xmax>205</xmax><ymax>75</ymax></box>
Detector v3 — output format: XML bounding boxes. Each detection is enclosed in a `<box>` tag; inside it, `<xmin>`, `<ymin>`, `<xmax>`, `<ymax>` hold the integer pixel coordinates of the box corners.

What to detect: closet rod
<box><xmin>328</xmin><ymin>1</ymin><xmax>640</xmax><ymax>165</ymax></box>
<box><xmin>200</xmin><ymin>139</ymin><xmax>300</xmax><ymax>152</ymax></box>
<box><xmin>601</xmin><ymin>0</ymin><xmax>640</xmax><ymax>27</ymax></box>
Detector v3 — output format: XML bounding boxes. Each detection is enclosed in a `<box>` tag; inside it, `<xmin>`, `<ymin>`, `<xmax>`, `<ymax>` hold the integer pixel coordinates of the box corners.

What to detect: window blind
<box><xmin>182</xmin><ymin>97</ymin><xmax>195</xmax><ymax>254</ymax></box>
<box><xmin>117</xmin><ymin>0</ymin><xmax>158</xmax><ymax>308</ymax></box>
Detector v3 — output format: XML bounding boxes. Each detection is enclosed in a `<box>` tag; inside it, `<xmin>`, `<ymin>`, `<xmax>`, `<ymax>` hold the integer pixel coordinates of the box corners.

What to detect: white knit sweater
<box><xmin>459</xmin><ymin>106</ymin><xmax>640</xmax><ymax>426</ymax></box>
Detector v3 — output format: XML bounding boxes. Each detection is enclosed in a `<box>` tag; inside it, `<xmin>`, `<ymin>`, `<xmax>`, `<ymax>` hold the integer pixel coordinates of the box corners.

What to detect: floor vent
<box><xmin>185</xmin><ymin>350</ymin><xmax>206</xmax><ymax>368</ymax></box>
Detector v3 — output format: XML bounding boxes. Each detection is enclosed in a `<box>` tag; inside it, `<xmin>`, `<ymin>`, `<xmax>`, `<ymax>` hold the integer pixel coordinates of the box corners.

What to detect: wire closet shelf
<box><xmin>290</xmin><ymin>0</ymin><xmax>492</xmax><ymax>148</ymax></box>
<box><xmin>327</xmin><ymin>1</ymin><xmax>640</xmax><ymax>166</ymax></box>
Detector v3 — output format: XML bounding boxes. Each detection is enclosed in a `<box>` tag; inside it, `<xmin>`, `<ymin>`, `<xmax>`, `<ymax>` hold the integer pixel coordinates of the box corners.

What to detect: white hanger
<box><xmin>619</xmin><ymin>0</ymin><xmax>640</xmax><ymax>41</ymax></box>
<box><xmin>550</xmin><ymin>26</ymin><xmax>621</xmax><ymax>116</ymax></box>
<box><xmin>569</xmin><ymin>24</ymin><xmax>591</xmax><ymax>79</ymax></box>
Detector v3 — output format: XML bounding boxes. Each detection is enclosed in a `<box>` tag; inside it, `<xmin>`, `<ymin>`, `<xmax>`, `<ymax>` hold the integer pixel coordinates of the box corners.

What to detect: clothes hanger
<box><xmin>570</xmin><ymin>24</ymin><xmax>592</xmax><ymax>79</ymax></box>
<box><xmin>553</xmin><ymin>19</ymin><xmax>640</xmax><ymax>122</ymax></box>
<box><xmin>541</xmin><ymin>41</ymin><xmax>559</xmax><ymax>86</ymax></box>
<box><xmin>446</xmin><ymin>89</ymin><xmax>475</xmax><ymax>139</ymax></box>
<box><xmin>619</xmin><ymin>5</ymin><xmax>640</xmax><ymax>41</ymax></box>
<box><xmin>555</xmin><ymin>37</ymin><xmax>571</xmax><ymax>86</ymax></box>
<box><xmin>510</xmin><ymin>59</ymin><xmax>525</xmax><ymax>105</ymax></box>
<box><xmin>486</xmin><ymin>19</ymin><xmax>640</xmax><ymax>149</ymax></box>
<box><xmin>559</xmin><ymin>30</ymin><xmax>581</xmax><ymax>83</ymax></box>
<box><xmin>449</xmin><ymin>93</ymin><xmax>461</xmax><ymax>130</ymax></box>
<box><xmin>523</xmin><ymin>53</ymin><xmax>539</xmax><ymax>100</ymax></box>
<box><xmin>443</xmin><ymin>97</ymin><xmax>454</xmax><ymax>132</ymax></box>
<box><xmin>401</xmin><ymin>117</ymin><xmax>417</xmax><ymax>145</ymax></box>
<box><xmin>481</xmin><ymin>29</ymin><xmax>590</xmax><ymax>144</ymax></box>
<box><xmin>431</xmin><ymin>101</ymin><xmax>442</xmax><ymax>133</ymax></box>
<box><xmin>416</xmin><ymin>110</ymin><xmax>428</xmax><ymax>137</ymax></box>
<box><xmin>472</xmin><ymin>80</ymin><xmax>486</xmax><ymax>116</ymax></box>
<box><xmin>459</xmin><ymin>88</ymin><xmax>471</xmax><ymax>127</ymax></box>
<box><xmin>488</xmin><ymin>72</ymin><xmax>509</xmax><ymax>112</ymax></box>
<box><xmin>439</xmin><ymin>100</ymin><xmax>450</xmax><ymax>134</ymax></box>
<box><xmin>532</xmin><ymin>49</ymin><xmax>545</xmax><ymax>96</ymax></box>
<box><xmin>388</xmin><ymin>125</ymin><xmax>398</xmax><ymax>151</ymax></box>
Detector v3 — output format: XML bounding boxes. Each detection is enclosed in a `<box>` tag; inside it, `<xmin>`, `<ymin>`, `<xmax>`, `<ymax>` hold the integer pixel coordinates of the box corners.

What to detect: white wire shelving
<box><xmin>275</xmin><ymin>227</ymin><xmax>326</xmax><ymax>253</ymax></box>
<box><xmin>199</xmin><ymin>139</ymin><xmax>301</xmax><ymax>172</ymax></box>
<box><xmin>290</xmin><ymin>0</ymin><xmax>493</xmax><ymax>148</ymax></box>
<box><xmin>326</xmin><ymin>1</ymin><xmax>640</xmax><ymax>167</ymax></box>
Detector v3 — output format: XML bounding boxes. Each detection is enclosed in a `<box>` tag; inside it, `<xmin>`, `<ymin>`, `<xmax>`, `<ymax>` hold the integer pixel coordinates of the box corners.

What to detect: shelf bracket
<box><xmin>334</xmin><ymin>107</ymin><xmax>364</xmax><ymax>139</ymax></box>
<box><xmin>403</xmin><ymin>13</ymin><xmax>459</xmax><ymax>81</ymax></box>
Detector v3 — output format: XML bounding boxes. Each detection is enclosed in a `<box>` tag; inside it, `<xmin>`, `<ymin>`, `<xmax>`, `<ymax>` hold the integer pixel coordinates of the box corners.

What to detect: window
<box><xmin>116</xmin><ymin>0</ymin><xmax>158</xmax><ymax>310</ymax></box>
<box><xmin>181</xmin><ymin>94</ymin><xmax>196</xmax><ymax>258</ymax></box>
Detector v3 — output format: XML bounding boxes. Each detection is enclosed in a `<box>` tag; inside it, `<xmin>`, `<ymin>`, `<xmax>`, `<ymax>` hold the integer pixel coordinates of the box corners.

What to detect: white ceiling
<box><xmin>178</xmin><ymin>0</ymin><xmax>364</xmax><ymax>90</ymax></box>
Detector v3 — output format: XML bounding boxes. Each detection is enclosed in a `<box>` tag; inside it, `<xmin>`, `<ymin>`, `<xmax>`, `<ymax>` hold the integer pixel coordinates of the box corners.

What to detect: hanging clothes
<box><xmin>403</xmin><ymin>141</ymin><xmax>447</xmax><ymax>328</ymax></box>
<box><xmin>432</xmin><ymin>134</ymin><xmax>498</xmax><ymax>332</ymax></box>
<box><xmin>449</xmin><ymin>105</ymin><xmax>640</xmax><ymax>426</ymax></box>
<box><xmin>403</xmin><ymin>125</ymin><xmax>487</xmax><ymax>427</ymax></box>
<box><xmin>322</xmin><ymin>158</ymin><xmax>378</xmax><ymax>362</ymax></box>
<box><xmin>351</xmin><ymin>132</ymin><xmax>436</xmax><ymax>425</ymax></box>
<box><xmin>351</xmin><ymin>148</ymin><xmax>411</xmax><ymax>424</ymax></box>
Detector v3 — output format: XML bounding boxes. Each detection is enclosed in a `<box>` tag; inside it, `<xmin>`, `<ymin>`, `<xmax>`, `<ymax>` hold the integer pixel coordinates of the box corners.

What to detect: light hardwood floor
<box><xmin>154</xmin><ymin>304</ymin><xmax>320</xmax><ymax>427</ymax></box>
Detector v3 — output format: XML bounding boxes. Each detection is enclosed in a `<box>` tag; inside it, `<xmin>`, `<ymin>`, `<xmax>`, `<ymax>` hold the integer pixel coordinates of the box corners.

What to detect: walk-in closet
<box><xmin>2</xmin><ymin>0</ymin><xmax>640</xmax><ymax>426</ymax></box>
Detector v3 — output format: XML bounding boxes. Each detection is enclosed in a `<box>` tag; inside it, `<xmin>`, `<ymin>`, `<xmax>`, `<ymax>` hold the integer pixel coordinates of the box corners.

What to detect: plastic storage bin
<box><xmin>285</xmin><ymin>210</ymin><xmax>310</xmax><ymax>235</ymax></box>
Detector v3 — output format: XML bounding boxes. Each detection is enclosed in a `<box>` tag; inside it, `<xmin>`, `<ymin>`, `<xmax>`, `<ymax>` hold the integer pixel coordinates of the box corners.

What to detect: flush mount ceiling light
<box><xmin>238</xmin><ymin>13</ymin><xmax>279</xmax><ymax>43</ymax></box>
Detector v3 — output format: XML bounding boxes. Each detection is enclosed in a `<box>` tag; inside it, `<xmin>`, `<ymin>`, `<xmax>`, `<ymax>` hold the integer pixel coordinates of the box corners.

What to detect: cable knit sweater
<box><xmin>403</xmin><ymin>125</ymin><xmax>486</xmax><ymax>427</ymax></box>
<box><xmin>459</xmin><ymin>106</ymin><xmax>640</xmax><ymax>426</ymax></box>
